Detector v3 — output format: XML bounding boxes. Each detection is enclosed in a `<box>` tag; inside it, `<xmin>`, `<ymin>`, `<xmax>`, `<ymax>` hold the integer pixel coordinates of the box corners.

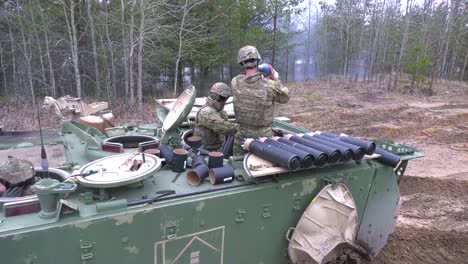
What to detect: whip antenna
<box><xmin>37</xmin><ymin>102</ymin><xmax>49</xmax><ymax>172</ymax></box>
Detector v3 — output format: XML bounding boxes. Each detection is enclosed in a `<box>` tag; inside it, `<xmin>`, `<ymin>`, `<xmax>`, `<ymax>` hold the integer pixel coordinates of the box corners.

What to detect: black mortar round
<box><xmin>208</xmin><ymin>152</ymin><xmax>224</xmax><ymax>168</ymax></box>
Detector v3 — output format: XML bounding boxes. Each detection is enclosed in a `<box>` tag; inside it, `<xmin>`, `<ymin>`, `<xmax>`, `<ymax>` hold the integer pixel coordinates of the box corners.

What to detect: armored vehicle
<box><xmin>0</xmin><ymin>86</ymin><xmax>422</xmax><ymax>264</ymax></box>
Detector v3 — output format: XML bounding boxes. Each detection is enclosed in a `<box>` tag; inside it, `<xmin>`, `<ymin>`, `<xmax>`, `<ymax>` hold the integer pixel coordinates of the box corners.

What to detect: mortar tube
<box><xmin>275</xmin><ymin>137</ymin><xmax>328</xmax><ymax>167</ymax></box>
<box><xmin>312</xmin><ymin>134</ymin><xmax>365</xmax><ymax>160</ymax></box>
<box><xmin>319</xmin><ymin>132</ymin><xmax>376</xmax><ymax>155</ymax></box>
<box><xmin>208</xmin><ymin>152</ymin><xmax>224</xmax><ymax>168</ymax></box>
<box><xmin>260</xmin><ymin>137</ymin><xmax>314</xmax><ymax>168</ymax></box>
<box><xmin>375</xmin><ymin>147</ymin><xmax>401</xmax><ymax>168</ymax></box>
<box><xmin>245</xmin><ymin>139</ymin><xmax>301</xmax><ymax>170</ymax></box>
<box><xmin>191</xmin><ymin>155</ymin><xmax>207</xmax><ymax>168</ymax></box>
<box><xmin>159</xmin><ymin>144</ymin><xmax>174</xmax><ymax>164</ymax></box>
<box><xmin>144</xmin><ymin>148</ymin><xmax>161</xmax><ymax>157</ymax></box>
<box><xmin>301</xmin><ymin>134</ymin><xmax>353</xmax><ymax>162</ymax></box>
<box><xmin>187</xmin><ymin>136</ymin><xmax>202</xmax><ymax>150</ymax></box>
<box><xmin>284</xmin><ymin>134</ymin><xmax>341</xmax><ymax>164</ymax></box>
<box><xmin>209</xmin><ymin>167</ymin><xmax>235</xmax><ymax>185</ymax></box>
<box><xmin>187</xmin><ymin>164</ymin><xmax>210</xmax><ymax>186</ymax></box>
<box><xmin>171</xmin><ymin>148</ymin><xmax>188</xmax><ymax>173</ymax></box>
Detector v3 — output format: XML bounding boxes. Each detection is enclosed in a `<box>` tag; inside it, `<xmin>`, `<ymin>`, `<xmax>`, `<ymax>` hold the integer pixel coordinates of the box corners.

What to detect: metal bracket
<box><xmin>165</xmin><ymin>224</ymin><xmax>178</xmax><ymax>240</ymax></box>
<box><xmin>262</xmin><ymin>205</ymin><xmax>272</xmax><ymax>218</ymax></box>
<box><xmin>80</xmin><ymin>241</ymin><xmax>94</xmax><ymax>261</ymax></box>
<box><xmin>235</xmin><ymin>209</ymin><xmax>246</xmax><ymax>223</ymax></box>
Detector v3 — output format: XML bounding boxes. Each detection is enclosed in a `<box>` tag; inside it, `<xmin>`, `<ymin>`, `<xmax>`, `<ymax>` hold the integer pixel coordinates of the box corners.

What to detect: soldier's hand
<box><xmin>268</xmin><ymin>65</ymin><xmax>279</xmax><ymax>80</ymax></box>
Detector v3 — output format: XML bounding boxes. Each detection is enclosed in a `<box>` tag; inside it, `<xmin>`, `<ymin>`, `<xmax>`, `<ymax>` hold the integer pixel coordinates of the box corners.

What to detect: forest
<box><xmin>0</xmin><ymin>0</ymin><xmax>466</xmax><ymax>111</ymax></box>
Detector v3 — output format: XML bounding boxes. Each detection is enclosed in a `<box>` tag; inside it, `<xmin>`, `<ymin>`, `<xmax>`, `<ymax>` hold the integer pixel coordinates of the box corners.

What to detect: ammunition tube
<box><xmin>261</xmin><ymin>138</ymin><xmax>314</xmax><ymax>168</ymax></box>
<box><xmin>301</xmin><ymin>135</ymin><xmax>353</xmax><ymax>162</ymax></box>
<box><xmin>285</xmin><ymin>134</ymin><xmax>341</xmax><ymax>164</ymax></box>
<box><xmin>375</xmin><ymin>147</ymin><xmax>401</xmax><ymax>168</ymax></box>
<box><xmin>209</xmin><ymin>167</ymin><xmax>235</xmax><ymax>185</ymax></box>
<box><xmin>246</xmin><ymin>139</ymin><xmax>301</xmax><ymax>170</ymax></box>
<box><xmin>312</xmin><ymin>134</ymin><xmax>365</xmax><ymax>160</ymax></box>
<box><xmin>320</xmin><ymin>132</ymin><xmax>376</xmax><ymax>155</ymax></box>
<box><xmin>276</xmin><ymin>137</ymin><xmax>328</xmax><ymax>167</ymax></box>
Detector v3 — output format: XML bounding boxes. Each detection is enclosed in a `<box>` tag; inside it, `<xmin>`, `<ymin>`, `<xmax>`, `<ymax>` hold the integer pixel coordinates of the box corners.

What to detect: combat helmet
<box><xmin>210</xmin><ymin>82</ymin><xmax>231</xmax><ymax>98</ymax></box>
<box><xmin>237</xmin><ymin>45</ymin><xmax>261</xmax><ymax>65</ymax></box>
<box><xmin>0</xmin><ymin>156</ymin><xmax>35</xmax><ymax>184</ymax></box>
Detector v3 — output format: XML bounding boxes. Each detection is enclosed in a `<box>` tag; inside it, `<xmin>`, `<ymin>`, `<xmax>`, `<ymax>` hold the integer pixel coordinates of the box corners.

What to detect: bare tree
<box><xmin>86</xmin><ymin>0</ymin><xmax>101</xmax><ymax>97</ymax></box>
<box><xmin>120</xmin><ymin>0</ymin><xmax>130</xmax><ymax>101</ymax></box>
<box><xmin>0</xmin><ymin>41</ymin><xmax>7</xmax><ymax>93</ymax></box>
<box><xmin>128</xmin><ymin>0</ymin><xmax>136</xmax><ymax>106</ymax></box>
<box><xmin>137</xmin><ymin>0</ymin><xmax>145</xmax><ymax>112</ymax></box>
<box><xmin>38</xmin><ymin>0</ymin><xmax>56</xmax><ymax>97</ymax></box>
<box><xmin>17</xmin><ymin>4</ymin><xmax>36</xmax><ymax>115</ymax></box>
<box><xmin>63</xmin><ymin>0</ymin><xmax>82</xmax><ymax>97</ymax></box>
<box><xmin>104</xmin><ymin>2</ymin><xmax>117</xmax><ymax>99</ymax></box>
<box><xmin>7</xmin><ymin>19</ymin><xmax>17</xmax><ymax>95</ymax></box>
<box><xmin>173</xmin><ymin>0</ymin><xmax>205</xmax><ymax>95</ymax></box>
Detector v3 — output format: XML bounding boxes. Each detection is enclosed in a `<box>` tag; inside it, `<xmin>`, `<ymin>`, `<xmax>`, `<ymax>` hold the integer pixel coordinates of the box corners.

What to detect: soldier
<box><xmin>194</xmin><ymin>82</ymin><xmax>239</xmax><ymax>152</ymax></box>
<box><xmin>231</xmin><ymin>45</ymin><xmax>290</xmax><ymax>156</ymax></box>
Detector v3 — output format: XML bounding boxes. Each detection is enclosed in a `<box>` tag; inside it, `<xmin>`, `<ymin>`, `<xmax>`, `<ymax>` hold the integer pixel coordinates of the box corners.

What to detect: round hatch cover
<box><xmin>76</xmin><ymin>153</ymin><xmax>161</xmax><ymax>188</ymax></box>
<box><xmin>162</xmin><ymin>86</ymin><xmax>197</xmax><ymax>133</ymax></box>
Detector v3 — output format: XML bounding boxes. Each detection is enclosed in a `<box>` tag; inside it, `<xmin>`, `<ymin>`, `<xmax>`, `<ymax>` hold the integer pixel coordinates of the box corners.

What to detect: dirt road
<box><xmin>280</xmin><ymin>78</ymin><xmax>468</xmax><ymax>264</ymax></box>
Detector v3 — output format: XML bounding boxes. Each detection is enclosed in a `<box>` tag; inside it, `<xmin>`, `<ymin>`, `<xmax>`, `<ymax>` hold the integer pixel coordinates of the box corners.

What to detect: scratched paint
<box><xmin>124</xmin><ymin>245</ymin><xmax>140</xmax><ymax>255</ymax></box>
<box><xmin>195</xmin><ymin>202</ymin><xmax>205</xmax><ymax>212</ymax></box>
<box><xmin>12</xmin><ymin>233</ymin><xmax>27</xmax><ymax>241</ymax></box>
<box><xmin>280</xmin><ymin>182</ymin><xmax>294</xmax><ymax>189</ymax></box>
<box><xmin>113</xmin><ymin>213</ymin><xmax>135</xmax><ymax>225</ymax></box>
<box><xmin>300</xmin><ymin>179</ymin><xmax>317</xmax><ymax>196</ymax></box>
<box><xmin>74</xmin><ymin>221</ymin><xmax>93</xmax><ymax>230</ymax></box>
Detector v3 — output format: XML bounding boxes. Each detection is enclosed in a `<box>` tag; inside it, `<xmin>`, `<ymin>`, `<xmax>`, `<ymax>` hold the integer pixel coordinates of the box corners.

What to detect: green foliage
<box><xmin>404</xmin><ymin>45</ymin><xmax>432</xmax><ymax>83</ymax></box>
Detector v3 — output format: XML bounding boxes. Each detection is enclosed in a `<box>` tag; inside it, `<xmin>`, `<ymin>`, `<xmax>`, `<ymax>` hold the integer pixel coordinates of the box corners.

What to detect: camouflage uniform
<box><xmin>231</xmin><ymin>46</ymin><xmax>290</xmax><ymax>156</ymax></box>
<box><xmin>194</xmin><ymin>84</ymin><xmax>238</xmax><ymax>151</ymax></box>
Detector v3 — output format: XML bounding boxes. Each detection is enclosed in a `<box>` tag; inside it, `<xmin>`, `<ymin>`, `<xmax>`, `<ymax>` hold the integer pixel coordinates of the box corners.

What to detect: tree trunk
<box><xmin>30</xmin><ymin>7</ymin><xmax>47</xmax><ymax>94</ymax></box>
<box><xmin>461</xmin><ymin>49</ymin><xmax>468</xmax><ymax>81</ymax></box>
<box><xmin>105</xmin><ymin>2</ymin><xmax>117</xmax><ymax>100</ymax></box>
<box><xmin>0</xmin><ymin>41</ymin><xmax>7</xmax><ymax>94</ymax></box>
<box><xmin>86</xmin><ymin>0</ymin><xmax>101</xmax><ymax>98</ymax></box>
<box><xmin>128</xmin><ymin>0</ymin><xmax>136</xmax><ymax>106</ymax></box>
<box><xmin>440</xmin><ymin>2</ymin><xmax>453</xmax><ymax>78</ymax></box>
<box><xmin>272</xmin><ymin>0</ymin><xmax>278</xmax><ymax>66</ymax></box>
<box><xmin>38</xmin><ymin>1</ymin><xmax>56</xmax><ymax>97</ymax></box>
<box><xmin>137</xmin><ymin>0</ymin><xmax>145</xmax><ymax>112</ymax></box>
<box><xmin>121</xmin><ymin>0</ymin><xmax>130</xmax><ymax>101</ymax></box>
<box><xmin>174</xmin><ymin>0</ymin><xmax>189</xmax><ymax>96</ymax></box>
<box><xmin>64</xmin><ymin>0</ymin><xmax>82</xmax><ymax>97</ymax></box>
<box><xmin>8</xmin><ymin>21</ymin><xmax>17</xmax><ymax>95</ymax></box>
<box><xmin>18</xmin><ymin>8</ymin><xmax>37</xmax><ymax>118</ymax></box>
<box><xmin>397</xmin><ymin>0</ymin><xmax>413</xmax><ymax>76</ymax></box>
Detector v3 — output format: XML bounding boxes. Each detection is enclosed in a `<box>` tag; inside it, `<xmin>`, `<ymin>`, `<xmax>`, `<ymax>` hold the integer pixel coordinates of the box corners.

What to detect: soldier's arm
<box><xmin>198</xmin><ymin>109</ymin><xmax>238</xmax><ymax>135</ymax></box>
<box><xmin>270</xmin><ymin>80</ymin><xmax>290</xmax><ymax>104</ymax></box>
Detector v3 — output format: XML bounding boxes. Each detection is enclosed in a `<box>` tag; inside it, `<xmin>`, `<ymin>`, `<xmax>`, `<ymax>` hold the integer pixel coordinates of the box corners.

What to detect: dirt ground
<box><xmin>1</xmin><ymin>77</ymin><xmax>468</xmax><ymax>263</ymax></box>
<box><xmin>279</xmin><ymin>77</ymin><xmax>468</xmax><ymax>264</ymax></box>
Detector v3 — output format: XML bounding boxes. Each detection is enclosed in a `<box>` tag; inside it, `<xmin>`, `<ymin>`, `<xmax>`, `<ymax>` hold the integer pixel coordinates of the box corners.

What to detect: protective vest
<box><xmin>193</xmin><ymin>104</ymin><xmax>227</xmax><ymax>151</ymax></box>
<box><xmin>231</xmin><ymin>73</ymin><xmax>274</xmax><ymax>128</ymax></box>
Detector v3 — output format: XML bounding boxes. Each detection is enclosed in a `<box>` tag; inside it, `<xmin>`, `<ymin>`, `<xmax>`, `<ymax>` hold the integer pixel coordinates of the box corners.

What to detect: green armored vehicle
<box><xmin>0</xmin><ymin>86</ymin><xmax>422</xmax><ymax>264</ymax></box>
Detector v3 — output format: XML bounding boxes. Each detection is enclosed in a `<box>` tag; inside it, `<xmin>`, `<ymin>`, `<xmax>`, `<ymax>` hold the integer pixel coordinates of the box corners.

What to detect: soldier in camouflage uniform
<box><xmin>194</xmin><ymin>83</ymin><xmax>239</xmax><ymax>152</ymax></box>
<box><xmin>231</xmin><ymin>45</ymin><xmax>290</xmax><ymax>156</ymax></box>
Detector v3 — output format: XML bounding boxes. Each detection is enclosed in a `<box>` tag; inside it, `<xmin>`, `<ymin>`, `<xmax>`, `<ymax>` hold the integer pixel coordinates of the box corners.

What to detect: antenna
<box><xmin>37</xmin><ymin>102</ymin><xmax>49</xmax><ymax>173</ymax></box>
